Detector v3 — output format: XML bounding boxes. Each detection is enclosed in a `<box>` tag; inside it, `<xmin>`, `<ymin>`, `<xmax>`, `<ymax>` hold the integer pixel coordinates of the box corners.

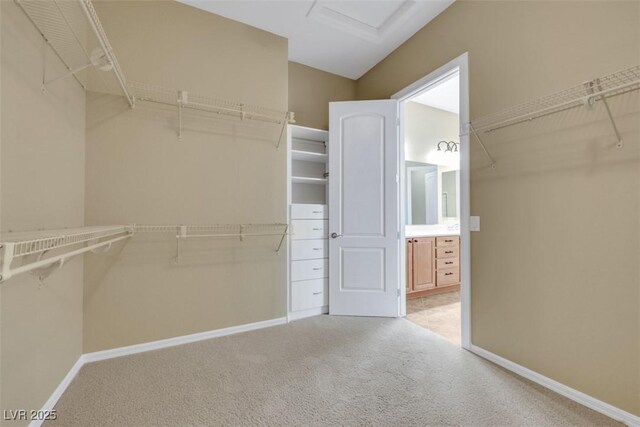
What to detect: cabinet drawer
<box><xmin>291</xmin><ymin>220</ymin><xmax>327</xmax><ymax>240</ymax></box>
<box><xmin>436</xmin><ymin>257</ymin><xmax>459</xmax><ymax>269</ymax></box>
<box><xmin>436</xmin><ymin>246</ymin><xmax>459</xmax><ymax>259</ymax></box>
<box><xmin>291</xmin><ymin>259</ymin><xmax>328</xmax><ymax>281</ymax></box>
<box><xmin>291</xmin><ymin>204</ymin><xmax>327</xmax><ymax>220</ymax></box>
<box><xmin>291</xmin><ymin>239</ymin><xmax>328</xmax><ymax>260</ymax></box>
<box><xmin>436</xmin><ymin>236</ymin><xmax>459</xmax><ymax>247</ymax></box>
<box><xmin>437</xmin><ymin>268</ymin><xmax>460</xmax><ymax>286</ymax></box>
<box><xmin>291</xmin><ymin>279</ymin><xmax>328</xmax><ymax>311</ymax></box>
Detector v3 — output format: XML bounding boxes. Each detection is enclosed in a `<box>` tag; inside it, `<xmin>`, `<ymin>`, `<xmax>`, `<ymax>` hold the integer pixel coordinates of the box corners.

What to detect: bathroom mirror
<box><xmin>441</xmin><ymin>170</ymin><xmax>459</xmax><ymax>219</ymax></box>
<box><xmin>406</xmin><ymin>163</ymin><xmax>460</xmax><ymax>225</ymax></box>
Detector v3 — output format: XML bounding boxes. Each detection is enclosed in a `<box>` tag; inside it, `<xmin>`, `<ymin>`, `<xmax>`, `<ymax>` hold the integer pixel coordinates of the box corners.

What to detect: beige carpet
<box><xmin>47</xmin><ymin>316</ymin><xmax>619</xmax><ymax>426</ymax></box>
<box><xmin>407</xmin><ymin>291</ymin><xmax>461</xmax><ymax>345</ymax></box>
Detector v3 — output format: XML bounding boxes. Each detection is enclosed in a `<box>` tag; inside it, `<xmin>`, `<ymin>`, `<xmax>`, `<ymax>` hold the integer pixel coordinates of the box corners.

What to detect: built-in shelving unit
<box><xmin>287</xmin><ymin>125</ymin><xmax>330</xmax><ymax>321</ymax></box>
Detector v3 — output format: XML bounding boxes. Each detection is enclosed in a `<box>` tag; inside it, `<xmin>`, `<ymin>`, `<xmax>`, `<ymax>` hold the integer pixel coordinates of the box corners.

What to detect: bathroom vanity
<box><xmin>406</xmin><ymin>232</ymin><xmax>460</xmax><ymax>299</ymax></box>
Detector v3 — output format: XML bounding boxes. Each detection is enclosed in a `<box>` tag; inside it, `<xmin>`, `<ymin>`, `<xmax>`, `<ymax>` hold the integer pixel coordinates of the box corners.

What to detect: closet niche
<box><xmin>287</xmin><ymin>126</ymin><xmax>329</xmax><ymax>320</ymax></box>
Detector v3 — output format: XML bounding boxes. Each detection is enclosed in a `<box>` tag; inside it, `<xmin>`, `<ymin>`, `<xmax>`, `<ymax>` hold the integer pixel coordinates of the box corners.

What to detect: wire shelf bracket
<box><xmin>15</xmin><ymin>0</ymin><xmax>135</xmax><ymax>106</ymax></box>
<box><xmin>129</xmin><ymin>83</ymin><xmax>295</xmax><ymax>147</ymax></box>
<box><xmin>0</xmin><ymin>226</ymin><xmax>133</xmax><ymax>283</ymax></box>
<box><xmin>468</xmin><ymin>64</ymin><xmax>640</xmax><ymax>165</ymax></box>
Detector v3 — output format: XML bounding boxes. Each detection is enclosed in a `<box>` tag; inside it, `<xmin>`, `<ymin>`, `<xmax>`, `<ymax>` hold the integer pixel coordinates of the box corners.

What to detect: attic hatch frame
<box><xmin>468</xmin><ymin>64</ymin><xmax>640</xmax><ymax>168</ymax></box>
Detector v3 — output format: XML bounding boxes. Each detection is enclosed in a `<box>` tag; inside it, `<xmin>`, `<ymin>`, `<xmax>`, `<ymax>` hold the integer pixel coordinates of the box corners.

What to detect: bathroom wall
<box><xmin>358</xmin><ymin>0</ymin><xmax>640</xmax><ymax>415</ymax></box>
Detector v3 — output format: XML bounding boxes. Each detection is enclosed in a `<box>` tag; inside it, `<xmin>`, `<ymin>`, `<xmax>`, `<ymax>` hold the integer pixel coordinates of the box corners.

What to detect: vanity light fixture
<box><xmin>437</xmin><ymin>140</ymin><xmax>459</xmax><ymax>153</ymax></box>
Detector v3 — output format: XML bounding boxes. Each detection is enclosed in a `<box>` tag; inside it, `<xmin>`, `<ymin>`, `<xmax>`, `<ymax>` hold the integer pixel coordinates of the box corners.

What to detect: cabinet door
<box><xmin>406</xmin><ymin>239</ymin><xmax>413</xmax><ymax>293</ymax></box>
<box><xmin>412</xmin><ymin>237</ymin><xmax>435</xmax><ymax>291</ymax></box>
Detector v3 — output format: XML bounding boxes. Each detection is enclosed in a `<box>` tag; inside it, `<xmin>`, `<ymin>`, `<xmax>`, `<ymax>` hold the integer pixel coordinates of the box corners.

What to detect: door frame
<box><xmin>391</xmin><ymin>52</ymin><xmax>471</xmax><ymax>349</ymax></box>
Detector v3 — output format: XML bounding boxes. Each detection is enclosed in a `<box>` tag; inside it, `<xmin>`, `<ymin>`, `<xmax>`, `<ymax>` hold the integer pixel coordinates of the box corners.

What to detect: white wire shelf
<box><xmin>131</xmin><ymin>223</ymin><xmax>289</xmax><ymax>260</ymax></box>
<box><xmin>0</xmin><ymin>223</ymin><xmax>289</xmax><ymax>283</ymax></box>
<box><xmin>15</xmin><ymin>0</ymin><xmax>134</xmax><ymax>106</ymax></box>
<box><xmin>128</xmin><ymin>82</ymin><xmax>295</xmax><ymax>147</ymax></box>
<box><xmin>0</xmin><ymin>226</ymin><xmax>133</xmax><ymax>283</ymax></box>
<box><xmin>472</xmin><ymin>64</ymin><xmax>640</xmax><ymax>133</ymax></box>
<box><xmin>468</xmin><ymin>64</ymin><xmax>640</xmax><ymax>168</ymax></box>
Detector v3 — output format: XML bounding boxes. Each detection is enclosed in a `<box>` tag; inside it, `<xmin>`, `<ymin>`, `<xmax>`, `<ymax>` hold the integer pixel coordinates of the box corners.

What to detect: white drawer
<box><xmin>291</xmin><ymin>279</ymin><xmax>328</xmax><ymax>311</ymax></box>
<box><xmin>291</xmin><ymin>204</ymin><xmax>327</xmax><ymax>220</ymax></box>
<box><xmin>291</xmin><ymin>239</ymin><xmax>328</xmax><ymax>260</ymax></box>
<box><xmin>291</xmin><ymin>259</ymin><xmax>328</xmax><ymax>281</ymax></box>
<box><xmin>291</xmin><ymin>219</ymin><xmax>327</xmax><ymax>240</ymax></box>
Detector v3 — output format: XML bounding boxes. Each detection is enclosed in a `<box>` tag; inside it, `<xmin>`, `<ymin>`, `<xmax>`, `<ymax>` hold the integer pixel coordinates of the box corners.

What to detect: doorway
<box><xmin>393</xmin><ymin>53</ymin><xmax>470</xmax><ymax>348</ymax></box>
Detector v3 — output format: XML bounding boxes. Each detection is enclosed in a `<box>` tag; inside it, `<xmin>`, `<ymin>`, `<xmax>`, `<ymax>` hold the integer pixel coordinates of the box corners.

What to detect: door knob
<box><xmin>331</xmin><ymin>233</ymin><xmax>342</xmax><ymax>239</ymax></box>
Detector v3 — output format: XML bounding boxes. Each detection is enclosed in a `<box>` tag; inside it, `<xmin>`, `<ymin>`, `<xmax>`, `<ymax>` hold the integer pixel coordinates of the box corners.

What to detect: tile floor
<box><xmin>406</xmin><ymin>290</ymin><xmax>461</xmax><ymax>345</ymax></box>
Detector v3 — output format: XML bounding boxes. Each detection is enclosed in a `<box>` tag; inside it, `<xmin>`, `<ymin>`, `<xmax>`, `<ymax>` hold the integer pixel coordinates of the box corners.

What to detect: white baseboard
<box><xmin>288</xmin><ymin>306</ymin><xmax>329</xmax><ymax>322</ymax></box>
<box><xmin>32</xmin><ymin>317</ymin><xmax>287</xmax><ymax>426</ymax></box>
<box><xmin>468</xmin><ymin>345</ymin><xmax>640</xmax><ymax>427</ymax></box>
<box><xmin>83</xmin><ymin>317</ymin><xmax>288</xmax><ymax>363</ymax></box>
<box><xmin>28</xmin><ymin>356</ymin><xmax>84</xmax><ymax>427</ymax></box>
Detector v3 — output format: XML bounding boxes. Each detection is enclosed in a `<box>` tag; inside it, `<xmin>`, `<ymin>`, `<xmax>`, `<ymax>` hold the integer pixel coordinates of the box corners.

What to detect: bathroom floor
<box><xmin>406</xmin><ymin>290</ymin><xmax>461</xmax><ymax>345</ymax></box>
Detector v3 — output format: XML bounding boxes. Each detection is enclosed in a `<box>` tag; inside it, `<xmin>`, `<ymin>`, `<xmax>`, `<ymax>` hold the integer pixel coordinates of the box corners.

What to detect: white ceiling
<box><xmin>411</xmin><ymin>73</ymin><xmax>459</xmax><ymax>114</ymax></box>
<box><xmin>178</xmin><ymin>0</ymin><xmax>455</xmax><ymax>79</ymax></box>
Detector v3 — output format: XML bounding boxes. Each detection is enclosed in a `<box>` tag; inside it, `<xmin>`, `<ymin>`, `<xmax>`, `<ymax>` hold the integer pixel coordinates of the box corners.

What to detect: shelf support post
<box><xmin>276</xmin><ymin>225</ymin><xmax>288</xmax><ymax>253</ymax></box>
<box><xmin>594</xmin><ymin>79</ymin><xmax>624</xmax><ymax>149</ymax></box>
<box><xmin>468</xmin><ymin>122</ymin><xmax>496</xmax><ymax>169</ymax></box>
<box><xmin>276</xmin><ymin>112</ymin><xmax>289</xmax><ymax>149</ymax></box>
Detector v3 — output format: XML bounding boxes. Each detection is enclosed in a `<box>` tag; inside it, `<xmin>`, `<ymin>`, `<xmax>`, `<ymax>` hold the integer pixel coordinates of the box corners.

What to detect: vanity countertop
<box><xmin>405</xmin><ymin>226</ymin><xmax>460</xmax><ymax>238</ymax></box>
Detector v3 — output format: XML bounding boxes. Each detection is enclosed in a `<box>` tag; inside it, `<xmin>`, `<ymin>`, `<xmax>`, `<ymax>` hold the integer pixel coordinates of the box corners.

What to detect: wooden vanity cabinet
<box><xmin>406</xmin><ymin>235</ymin><xmax>459</xmax><ymax>299</ymax></box>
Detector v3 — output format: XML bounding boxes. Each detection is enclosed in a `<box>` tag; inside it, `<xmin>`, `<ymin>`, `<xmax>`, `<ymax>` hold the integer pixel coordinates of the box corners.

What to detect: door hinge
<box><xmin>397</xmin><ymin>288</ymin><xmax>401</xmax><ymax>297</ymax></box>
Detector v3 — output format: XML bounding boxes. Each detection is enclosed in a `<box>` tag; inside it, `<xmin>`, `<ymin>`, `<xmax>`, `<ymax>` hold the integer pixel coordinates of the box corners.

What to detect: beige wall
<box><xmin>1</xmin><ymin>1</ymin><xmax>85</xmax><ymax>424</ymax></box>
<box><xmin>83</xmin><ymin>1</ymin><xmax>288</xmax><ymax>352</ymax></box>
<box><xmin>288</xmin><ymin>62</ymin><xmax>356</xmax><ymax>130</ymax></box>
<box><xmin>358</xmin><ymin>0</ymin><xmax>640</xmax><ymax>416</ymax></box>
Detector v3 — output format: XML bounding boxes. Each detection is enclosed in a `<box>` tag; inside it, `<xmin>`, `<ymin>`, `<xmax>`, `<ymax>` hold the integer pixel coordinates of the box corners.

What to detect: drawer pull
<box><xmin>312</xmin><ymin>248</ymin><xmax>322</xmax><ymax>250</ymax></box>
<box><xmin>445</xmin><ymin>261</ymin><xmax>453</xmax><ymax>264</ymax></box>
<box><xmin>312</xmin><ymin>211</ymin><xmax>322</xmax><ymax>213</ymax></box>
<box><xmin>312</xmin><ymin>291</ymin><xmax>323</xmax><ymax>295</ymax></box>
<box><xmin>445</xmin><ymin>272</ymin><xmax>453</xmax><ymax>276</ymax></box>
<box><xmin>312</xmin><ymin>228</ymin><xmax>323</xmax><ymax>231</ymax></box>
<box><xmin>445</xmin><ymin>250</ymin><xmax>453</xmax><ymax>254</ymax></box>
<box><xmin>312</xmin><ymin>267</ymin><xmax>322</xmax><ymax>271</ymax></box>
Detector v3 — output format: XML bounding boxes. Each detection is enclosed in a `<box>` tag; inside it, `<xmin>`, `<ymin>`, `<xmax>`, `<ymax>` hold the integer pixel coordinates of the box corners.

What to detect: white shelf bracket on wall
<box><xmin>467</xmin><ymin>64</ymin><xmax>640</xmax><ymax>160</ymax></box>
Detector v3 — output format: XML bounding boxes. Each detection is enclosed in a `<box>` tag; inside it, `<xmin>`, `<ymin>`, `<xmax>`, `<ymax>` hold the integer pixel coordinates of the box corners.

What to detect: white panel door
<box><xmin>328</xmin><ymin>100</ymin><xmax>400</xmax><ymax>317</ymax></box>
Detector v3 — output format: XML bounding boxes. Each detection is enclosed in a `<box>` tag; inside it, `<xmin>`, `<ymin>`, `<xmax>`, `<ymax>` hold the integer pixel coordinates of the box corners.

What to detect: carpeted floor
<box><xmin>407</xmin><ymin>291</ymin><xmax>461</xmax><ymax>345</ymax></box>
<box><xmin>47</xmin><ymin>316</ymin><xmax>619</xmax><ymax>426</ymax></box>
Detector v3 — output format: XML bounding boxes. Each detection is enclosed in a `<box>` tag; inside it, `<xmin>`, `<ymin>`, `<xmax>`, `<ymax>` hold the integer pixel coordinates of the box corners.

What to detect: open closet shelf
<box><xmin>0</xmin><ymin>226</ymin><xmax>133</xmax><ymax>283</ymax></box>
<box><xmin>16</xmin><ymin>0</ymin><xmax>134</xmax><ymax>106</ymax></box>
<box><xmin>468</xmin><ymin>64</ymin><xmax>640</xmax><ymax>167</ymax></box>
<box><xmin>0</xmin><ymin>223</ymin><xmax>289</xmax><ymax>283</ymax></box>
<box><xmin>291</xmin><ymin>176</ymin><xmax>327</xmax><ymax>185</ymax></box>
<box><xmin>132</xmin><ymin>223</ymin><xmax>288</xmax><ymax>239</ymax></box>
<box><xmin>472</xmin><ymin>64</ymin><xmax>640</xmax><ymax>133</ymax></box>
<box><xmin>291</xmin><ymin>150</ymin><xmax>328</xmax><ymax>163</ymax></box>
<box><xmin>129</xmin><ymin>82</ymin><xmax>295</xmax><ymax>146</ymax></box>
